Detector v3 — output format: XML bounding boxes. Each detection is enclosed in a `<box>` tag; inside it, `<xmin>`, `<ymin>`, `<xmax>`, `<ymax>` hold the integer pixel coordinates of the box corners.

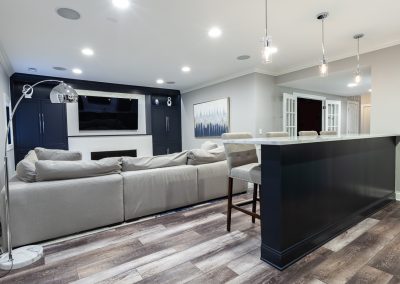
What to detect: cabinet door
<box><xmin>41</xmin><ymin>101</ymin><xmax>68</xmax><ymax>149</ymax></box>
<box><xmin>153</xmin><ymin>144</ymin><xmax>167</xmax><ymax>156</ymax></box>
<box><xmin>14</xmin><ymin>100</ymin><xmax>42</xmax><ymax>149</ymax></box>
<box><xmin>165</xmin><ymin>107</ymin><xmax>181</xmax><ymax>143</ymax></box>
<box><xmin>151</xmin><ymin>106</ymin><xmax>167</xmax><ymax>140</ymax></box>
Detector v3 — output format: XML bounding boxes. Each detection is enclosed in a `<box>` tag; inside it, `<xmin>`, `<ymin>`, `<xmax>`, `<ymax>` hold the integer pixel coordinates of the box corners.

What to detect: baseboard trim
<box><xmin>396</xmin><ymin>192</ymin><xmax>400</xmax><ymax>201</ymax></box>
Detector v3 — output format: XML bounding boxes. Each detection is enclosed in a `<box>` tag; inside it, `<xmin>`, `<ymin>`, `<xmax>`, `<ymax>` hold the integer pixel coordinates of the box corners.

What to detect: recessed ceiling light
<box><xmin>28</xmin><ymin>67</ymin><xmax>37</xmax><ymax>72</ymax></box>
<box><xmin>347</xmin><ymin>83</ymin><xmax>357</xmax><ymax>88</ymax></box>
<box><xmin>53</xmin><ymin>66</ymin><xmax>67</xmax><ymax>71</ymax></box>
<box><xmin>208</xmin><ymin>27</ymin><xmax>222</xmax><ymax>38</ymax></box>
<box><xmin>368</xmin><ymin>89</ymin><xmax>372</xmax><ymax>92</ymax></box>
<box><xmin>112</xmin><ymin>0</ymin><xmax>130</xmax><ymax>9</ymax></box>
<box><xmin>81</xmin><ymin>48</ymin><xmax>94</xmax><ymax>56</ymax></box>
<box><xmin>156</xmin><ymin>79</ymin><xmax>164</xmax><ymax>84</ymax></box>
<box><xmin>181</xmin><ymin>66</ymin><xmax>191</xmax><ymax>73</ymax></box>
<box><xmin>72</xmin><ymin>68</ymin><xmax>82</xmax><ymax>74</ymax></box>
<box><xmin>237</xmin><ymin>55</ymin><xmax>251</xmax><ymax>60</ymax></box>
<box><xmin>56</xmin><ymin>8</ymin><xmax>81</xmax><ymax>20</ymax></box>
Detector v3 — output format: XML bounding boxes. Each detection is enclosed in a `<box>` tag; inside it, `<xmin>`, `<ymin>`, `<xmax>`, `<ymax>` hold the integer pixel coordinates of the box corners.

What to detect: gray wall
<box><xmin>181</xmin><ymin>71</ymin><xmax>353</xmax><ymax>150</ymax></box>
<box><xmin>181</xmin><ymin>73</ymin><xmax>258</xmax><ymax>150</ymax></box>
<box><xmin>276</xmin><ymin>44</ymin><xmax>400</xmax><ymax>135</ymax></box>
<box><xmin>0</xmin><ymin>61</ymin><xmax>14</xmax><ymax>189</ymax></box>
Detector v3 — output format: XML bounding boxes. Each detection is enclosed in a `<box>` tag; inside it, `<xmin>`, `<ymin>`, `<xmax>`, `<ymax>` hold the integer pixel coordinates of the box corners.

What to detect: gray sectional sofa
<box><xmin>1</xmin><ymin>145</ymin><xmax>247</xmax><ymax>248</ymax></box>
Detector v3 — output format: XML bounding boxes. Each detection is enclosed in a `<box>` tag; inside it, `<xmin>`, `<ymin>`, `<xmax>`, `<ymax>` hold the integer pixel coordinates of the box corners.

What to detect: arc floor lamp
<box><xmin>0</xmin><ymin>80</ymin><xmax>78</xmax><ymax>270</ymax></box>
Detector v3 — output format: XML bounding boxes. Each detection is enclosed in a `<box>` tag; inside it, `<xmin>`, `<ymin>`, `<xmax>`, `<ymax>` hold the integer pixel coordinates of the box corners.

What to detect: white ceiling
<box><xmin>281</xmin><ymin>67</ymin><xmax>371</xmax><ymax>96</ymax></box>
<box><xmin>0</xmin><ymin>0</ymin><xmax>399</xmax><ymax>92</ymax></box>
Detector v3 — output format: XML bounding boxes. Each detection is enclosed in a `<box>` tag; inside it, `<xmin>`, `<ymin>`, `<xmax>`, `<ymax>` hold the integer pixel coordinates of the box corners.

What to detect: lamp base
<box><xmin>0</xmin><ymin>245</ymin><xmax>43</xmax><ymax>270</ymax></box>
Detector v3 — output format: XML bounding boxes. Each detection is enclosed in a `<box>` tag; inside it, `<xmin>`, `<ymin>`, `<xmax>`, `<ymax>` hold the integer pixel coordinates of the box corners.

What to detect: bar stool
<box><xmin>222</xmin><ymin>132</ymin><xmax>261</xmax><ymax>231</ymax></box>
<box><xmin>319</xmin><ymin>131</ymin><xmax>337</xmax><ymax>136</ymax></box>
<box><xmin>299</xmin><ymin>130</ymin><xmax>318</xmax><ymax>136</ymax></box>
<box><xmin>265</xmin><ymin>131</ymin><xmax>289</xmax><ymax>138</ymax></box>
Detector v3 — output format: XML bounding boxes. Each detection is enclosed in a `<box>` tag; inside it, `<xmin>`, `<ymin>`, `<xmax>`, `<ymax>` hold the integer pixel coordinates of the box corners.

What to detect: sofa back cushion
<box><xmin>200</xmin><ymin>141</ymin><xmax>218</xmax><ymax>151</ymax></box>
<box><xmin>187</xmin><ymin>147</ymin><xmax>226</xmax><ymax>165</ymax></box>
<box><xmin>35</xmin><ymin>158</ymin><xmax>122</xmax><ymax>181</ymax></box>
<box><xmin>122</xmin><ymin>151</ymin><xmax>188</xmax><ymax>172</ymax></box>
<box><xmin>15</xmin><ymin>150</ymin><xmax>38</xmax><ymax>182</ymax></box>
<box><xmin>35</xmin><ymin>147</ymin><xmax>82</xmax><ymax>161</ymax></box>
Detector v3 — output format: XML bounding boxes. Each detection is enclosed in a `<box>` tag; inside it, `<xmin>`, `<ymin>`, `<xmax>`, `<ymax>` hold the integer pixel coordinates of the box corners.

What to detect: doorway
<box><xmin>297</xmin><ymin>98</ymin><xmax>323</xmax><ymax>134</ymax></box>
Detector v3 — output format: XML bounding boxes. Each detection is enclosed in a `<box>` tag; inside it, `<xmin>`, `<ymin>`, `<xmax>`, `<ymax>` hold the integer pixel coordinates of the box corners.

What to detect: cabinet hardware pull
<box><xmin>38</xmin><ymin>113</ymin><xmax>42</xmax><ymax>134</ymax></box>
<box><xmin>42</xmin><ymin>113</ymin><xmax>45</xmax><ymax>134</ymax></box>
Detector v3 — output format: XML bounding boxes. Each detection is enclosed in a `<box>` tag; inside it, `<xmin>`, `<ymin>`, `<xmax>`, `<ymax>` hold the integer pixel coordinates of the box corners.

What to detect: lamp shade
<box><xmin>50</xmin><ymin>82</ymin><xmax>79</xmax><ymax>104</ymax></box>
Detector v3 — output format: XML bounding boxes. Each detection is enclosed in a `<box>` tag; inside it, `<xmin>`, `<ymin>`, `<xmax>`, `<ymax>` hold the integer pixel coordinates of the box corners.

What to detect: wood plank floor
<box><xmin>0</xmin><ymin>193</ymin><xmax>399</xmax><ymax>284</ymax></box>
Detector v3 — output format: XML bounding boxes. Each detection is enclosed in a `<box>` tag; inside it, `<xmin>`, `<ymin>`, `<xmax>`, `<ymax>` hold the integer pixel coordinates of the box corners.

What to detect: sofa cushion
<box><xmin>15</xmin><ymin>150</ymin><xmax>38</xmax><ymax>182</ymax></box>
<box><xmin>2</xmin><ymin>174</ymin><xmax>124</xmax><ymax>247</ymax></box>
<box><xmin>34</xmin><ymin>147</ymin><xmax>82</xmax><ymax>161</ymax></box>
<box><xmin>122</xmin><ymin>151</ymin><xmax>188</xmax><ymax>172</ymax></box>
<box><xmin>187</xmin><ymin>147</ymin><xmax>226</xmax><ymax>165</ymax></box>
<box><xmin>122</xmin><ymin>165</ymin><xmax>198</xmax><ymax>220</ymax></box>
<box><xmin>35</xmin><ymin>158</ymin><xmax>122</xmax><ymax>181</ymax></box>
<box><xmin>195</xmin><ymin>161</ymin><xmax>248</xmax><ymax>202</ymax></box>
<box><xmin>201</xmin><ymin>141</ymin><xmax>218</xmax><ymax>151</ymax></box>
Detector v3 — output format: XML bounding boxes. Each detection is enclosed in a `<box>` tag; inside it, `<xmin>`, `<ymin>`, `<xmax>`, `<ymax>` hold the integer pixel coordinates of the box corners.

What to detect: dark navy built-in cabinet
<box><xmin>11</xmin><ymin>79</ymin><xmax>68</xmax><ymax>163</ymax></box>
<box><xmin>11</xmin><ymin>73</ymin><xmax>182</xmax><ymax>163</ymax></box>
<box><xmin>151</xmin><ymin>95</ymin><xmax>182</xmax><ymax>155</ymax></box>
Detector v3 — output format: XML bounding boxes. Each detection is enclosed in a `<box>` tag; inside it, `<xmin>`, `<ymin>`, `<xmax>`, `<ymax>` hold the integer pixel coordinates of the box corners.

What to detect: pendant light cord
<box><xmin>265</xmin><ymin>0</ymin><xmax>268</xmax><ymax>37</ymax></box>
<box><xmin>321</xmin><ymin>18</ymin><xmax>326</xmax><ymax>61</ymax></box>
<box><xmin>356</xmin><ymin>38</ymin><xmax>360</xmax><ymax>74</ymax></box>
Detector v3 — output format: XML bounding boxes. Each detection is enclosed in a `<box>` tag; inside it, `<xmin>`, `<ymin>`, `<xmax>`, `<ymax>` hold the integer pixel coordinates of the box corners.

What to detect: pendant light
<box><xmin>353</xmin><ymin>33</ymin><xmax>364</xmax><ymax>84</ymax></box>
<box><xmin>317</xmin><ymin>12</ymin><xmax>329</xmax><ymax>77</ymax></box>
<box><xmin>261</xmin><ymin>0</ymin><xmax>277</xmax><ymax>63</ymax></box>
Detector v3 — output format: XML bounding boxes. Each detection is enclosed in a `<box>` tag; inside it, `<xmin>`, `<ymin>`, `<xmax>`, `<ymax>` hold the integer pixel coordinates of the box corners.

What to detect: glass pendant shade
<box><xmin>319</xmin><ymin>59</ymin><xmax>328</xmax><ymax>77</ymax></box>
<box><xmin>354</xmin><ymin>73</ymin><xmax>361</xmax><ymax>84</ymax></box>
<box><xmin>262</xmin><ymin>37</ymin><xmax>273</xmax><ymax>64</ymax></box>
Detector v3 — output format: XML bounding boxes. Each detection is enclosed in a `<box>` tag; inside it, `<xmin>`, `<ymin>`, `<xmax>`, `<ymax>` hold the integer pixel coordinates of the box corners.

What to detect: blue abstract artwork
<box><xmin>194</xmin><ymin>98</ymin><xmax>229</xmax><ymax>137</ymax></box>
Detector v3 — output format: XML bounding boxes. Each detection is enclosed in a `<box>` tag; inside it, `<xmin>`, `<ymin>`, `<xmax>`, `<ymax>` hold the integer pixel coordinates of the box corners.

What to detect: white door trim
<box><xmin>347</xmin><ymin>101</ymin><xmax>360</xmax><ymax>134</ymax></box>
<box><xmin>293</xmin><ymin>92</ymin><xmax>326</xmax><ymax>101</ymax></box>
<box><xmin>361</xmin><ymin>104</ymin><xmax>372</xmax><ymax>134</ymax></box>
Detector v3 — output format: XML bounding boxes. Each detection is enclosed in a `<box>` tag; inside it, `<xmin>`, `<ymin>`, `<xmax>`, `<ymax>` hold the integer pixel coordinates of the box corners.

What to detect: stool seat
<box><xmin>230</xmin><ymin>163</ymin><xmax>261</xmax><ymax>185</ymax></box>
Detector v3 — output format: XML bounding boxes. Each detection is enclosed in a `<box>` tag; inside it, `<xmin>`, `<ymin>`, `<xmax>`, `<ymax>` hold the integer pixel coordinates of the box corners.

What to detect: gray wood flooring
<box><xmin>1</xmin><ymin>193</ymin><xmax>399</xmax><ymax>284</ymax></box>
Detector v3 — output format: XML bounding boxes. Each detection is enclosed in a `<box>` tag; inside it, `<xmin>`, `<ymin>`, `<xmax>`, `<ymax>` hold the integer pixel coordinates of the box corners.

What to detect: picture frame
<box><xmin>193</xmin><ymin>98</ymin><xmax>230</xmax><ymax>138</ymax></box>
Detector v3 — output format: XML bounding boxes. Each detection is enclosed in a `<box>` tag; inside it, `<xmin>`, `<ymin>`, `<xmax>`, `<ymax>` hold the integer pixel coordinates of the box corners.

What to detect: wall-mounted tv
<box><xmin>78</xmin><ymin>96</ymin><xmax>139</xmax><ymax>131</ymax></box>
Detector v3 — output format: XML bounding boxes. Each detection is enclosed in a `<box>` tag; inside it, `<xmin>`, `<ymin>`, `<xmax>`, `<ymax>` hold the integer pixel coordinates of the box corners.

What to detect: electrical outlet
<box><xmin>259</xmin><ymin>129</ymin><xmax>263</xmax><ymax>135</ymax></box>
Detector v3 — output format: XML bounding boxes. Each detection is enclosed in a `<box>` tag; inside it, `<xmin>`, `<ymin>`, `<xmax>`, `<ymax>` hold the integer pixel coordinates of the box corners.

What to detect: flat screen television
<box><xmin>78</xmin><ymin>96</ymin><xmax>139</xmax><ymax>130</ymax></box>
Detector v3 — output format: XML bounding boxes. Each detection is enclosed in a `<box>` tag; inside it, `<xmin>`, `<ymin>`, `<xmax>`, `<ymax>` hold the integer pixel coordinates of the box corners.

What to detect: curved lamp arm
<box><xmin>2</xmin><ymin>79</ymin><xmax>78</xmax><ymax>261</ymax></box>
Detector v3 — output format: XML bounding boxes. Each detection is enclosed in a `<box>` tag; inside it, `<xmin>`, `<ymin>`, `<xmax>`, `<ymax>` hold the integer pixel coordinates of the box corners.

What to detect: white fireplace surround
<box><xmin>66</xmin><ymin>89</ymin><xmax>153</xmax><ymax>160</ymax></box>
<box><xmin>68</xmin><ymin>135</ymin><xmax>153</xmax><ymax>160</ymax></box>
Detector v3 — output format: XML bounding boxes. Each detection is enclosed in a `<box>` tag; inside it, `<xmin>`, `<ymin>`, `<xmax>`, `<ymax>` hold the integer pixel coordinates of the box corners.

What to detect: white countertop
<box><xmin>223</xmin><ymin>134</ymin><xmax>399</xmax><ymax>146</ymax></box>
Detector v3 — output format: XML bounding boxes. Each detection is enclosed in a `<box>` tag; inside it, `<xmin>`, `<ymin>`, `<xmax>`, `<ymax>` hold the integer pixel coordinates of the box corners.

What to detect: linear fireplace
<box><xmin>91</xmin><ymin>149</ymin><xmax>137</xmax><ymax>160</ymax></box>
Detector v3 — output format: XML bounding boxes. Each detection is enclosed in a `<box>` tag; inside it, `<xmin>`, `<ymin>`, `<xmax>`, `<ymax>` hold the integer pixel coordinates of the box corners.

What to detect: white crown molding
<box><xmin>181</xmin><ymin>68</ymin><xmax>277</xmax><ymax>94</ymax></box>
<box><xmin>181</xmin><ymin>68</ymin><xmax>256</xmax><ymax>94</ymax></box>
<box><xmin>0</xmin><ymin>41</ymin><xmax>13</xmax><ymax>76</ymax></box>
<box><xmin>274</xmin><ymin>40</ymin><xmax>400</xmax><ymax>76</ymax></box>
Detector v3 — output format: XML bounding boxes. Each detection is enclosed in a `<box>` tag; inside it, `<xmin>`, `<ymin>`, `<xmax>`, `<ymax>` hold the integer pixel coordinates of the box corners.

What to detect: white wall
<box><xmin>0</xmin><ymin>62</ymin><xmax>14</xmax><ymax>189</ymax></box>
<box><xmin>181</xmin><ymin>73</ymin><xmax>258</xmax><ymax>150</ymax></box>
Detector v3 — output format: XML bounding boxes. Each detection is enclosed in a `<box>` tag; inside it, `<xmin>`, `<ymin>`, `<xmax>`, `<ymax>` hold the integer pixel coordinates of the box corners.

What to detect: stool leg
<box><xmin>227</xmin><ymin>177</ymin><xmax>233</xmax><ymax>232</ymax></box>
<box><xmin>252</xmin><ymin>183</ymin><xmax>258</xmax><ymax>223</ymax></box>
